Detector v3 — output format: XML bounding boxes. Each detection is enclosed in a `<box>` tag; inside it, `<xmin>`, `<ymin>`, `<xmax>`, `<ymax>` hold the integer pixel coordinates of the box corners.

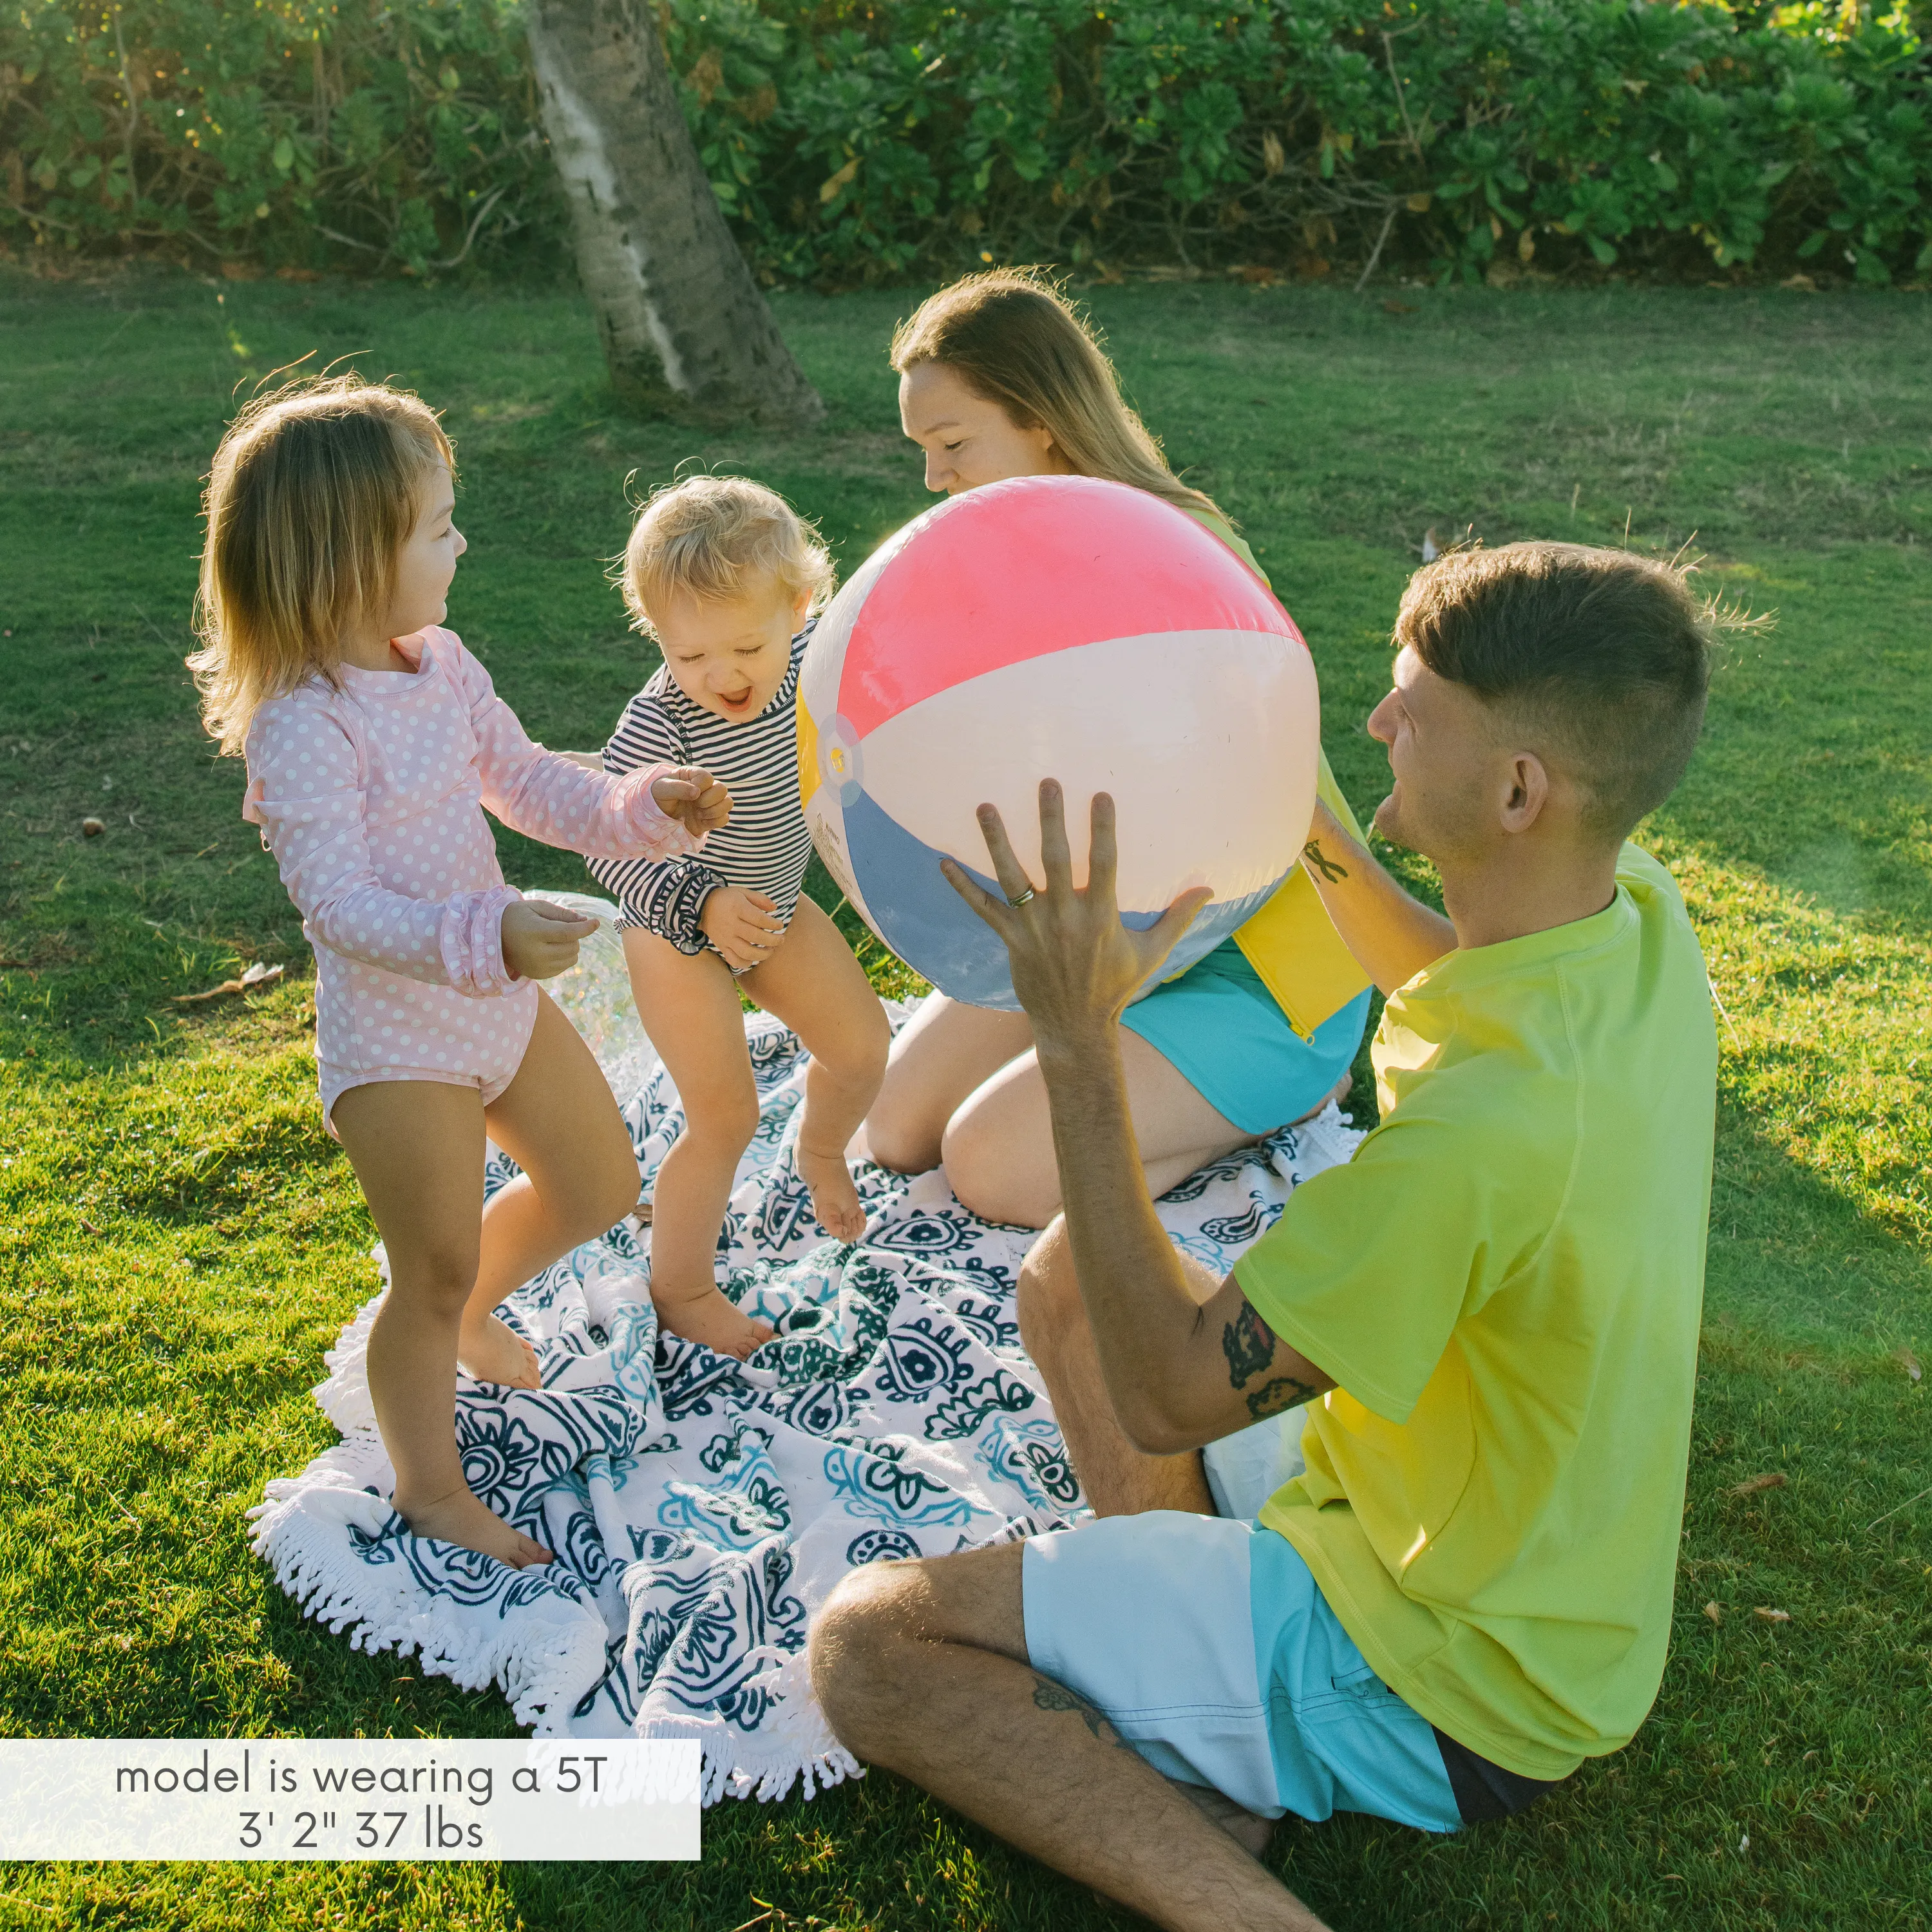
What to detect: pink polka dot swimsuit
<box><xmin>243</xmin><ymin>626</ymin><xmax>701</xmax><ymax>1130</ymax></box>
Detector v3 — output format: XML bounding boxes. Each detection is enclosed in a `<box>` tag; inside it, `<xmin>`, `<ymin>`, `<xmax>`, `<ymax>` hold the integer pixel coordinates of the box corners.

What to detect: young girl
<box><xmin>579</xmin><ymin>477</ymin><xmax>891</xmax><ymax>1360</ymax></box>
<box><xmin>189</xmin><ymin>375</ymin><xmax>727</xmax><ymax>1568</ymax></box>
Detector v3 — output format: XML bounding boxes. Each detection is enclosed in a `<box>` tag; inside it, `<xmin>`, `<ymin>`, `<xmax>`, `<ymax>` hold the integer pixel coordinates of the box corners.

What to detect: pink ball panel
<box><xmin>835</xmin><ymin>475</ymin><xmax>1302</xmax><ymax>741</ymax></box>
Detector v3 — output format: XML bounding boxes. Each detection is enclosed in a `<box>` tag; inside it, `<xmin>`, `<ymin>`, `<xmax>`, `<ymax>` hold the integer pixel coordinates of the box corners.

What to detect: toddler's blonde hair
<box><xmin>188</xmin><ymin>374</ymin><xmax>453</xmax><ymax>753</ymax></box>
<box><xmin>620</xmin><ymin>475</ymin><xmax>833</xmax><ymax>637</ymax></box>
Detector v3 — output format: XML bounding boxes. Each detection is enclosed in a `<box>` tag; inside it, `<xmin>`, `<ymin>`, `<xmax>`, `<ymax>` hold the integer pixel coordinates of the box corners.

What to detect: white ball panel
<box><xmin>854</xmin><ymin>630</ymin><xmax>1319</xmax><ymax>909</ymax></box>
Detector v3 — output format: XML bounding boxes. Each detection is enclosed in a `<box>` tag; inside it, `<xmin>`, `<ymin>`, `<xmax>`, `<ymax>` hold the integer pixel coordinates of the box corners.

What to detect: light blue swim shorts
<box><xmin>1121</xmin><ymin>940</ymin><xmax>1370</xmax><ymax>1135</ymax></box>
<box><xmin>1022</xmin><ymin>1510</ymin><xmax>1462</xmax><ymax>1830</ymax></box>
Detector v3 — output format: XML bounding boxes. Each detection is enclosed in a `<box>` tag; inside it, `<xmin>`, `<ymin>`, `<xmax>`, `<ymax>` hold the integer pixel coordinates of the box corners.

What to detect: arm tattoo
<box><xmin>1032</xmin><ymin>1675</ymin><xmax>1132</xmax><ymax>1751</ymax></box>
<box><xmin>1302</xmin><ymin>838</ymin><xmax>1349</xmax><ymax>884</ymax></box>
<box><xmin>1246</xmin><ymin>1373</ymin><xmax>1321</xmax><ymax>1422</ymax></box>
<box><xmin>1222</xmin><ymin>1300</ymin><xmax>1277</xmax><ymax>1387</ymax></box>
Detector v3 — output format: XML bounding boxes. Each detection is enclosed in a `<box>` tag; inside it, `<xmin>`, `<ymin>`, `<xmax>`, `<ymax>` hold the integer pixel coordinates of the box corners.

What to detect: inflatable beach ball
<box><xmin>797</xmin><ymin>473</ymin><xmax>1321</xmax><ymax>1010</ymax></box>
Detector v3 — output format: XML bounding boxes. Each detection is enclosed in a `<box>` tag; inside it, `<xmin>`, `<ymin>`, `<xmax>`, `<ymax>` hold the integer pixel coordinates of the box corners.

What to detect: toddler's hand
<box><xmin>501</xmin><ymin>898</ymin><xmax>598</xmax><ymax>981</ymax></box>
<box><xmin>700</xmin><ymin>887</ymin><xmax>784</xmax><ymax>971</ymax></box>
<box><xmin>652</xmin><ymin>766</ymin><xmax>731</xmax><ymax>835</ymax></box>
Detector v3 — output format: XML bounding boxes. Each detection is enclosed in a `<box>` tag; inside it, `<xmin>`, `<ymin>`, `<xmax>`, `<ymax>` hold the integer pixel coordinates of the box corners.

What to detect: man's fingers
<box><xmin>941</xmin><ymin>855</ymin><xmax>1014</xmax><ymax>934</ymax></box>
<box><xmin>972</xmin><ymin>802</ymin><xmax>1037</xmax><ymax>904</ymax></box>
<box><xmin>1037</xmin><ymin>780</ymin><xmax>1074</xmax><ymax>895</ymax></box>
<box><xmin>1086</xmin><ymin>792</ymin><xmax>1119</xmax><ymax>907</ymax></box>
<box><xmin>1142</xmin><ymin>886</ymin><xmax>1213</xmax><ymax>965</ymax></box>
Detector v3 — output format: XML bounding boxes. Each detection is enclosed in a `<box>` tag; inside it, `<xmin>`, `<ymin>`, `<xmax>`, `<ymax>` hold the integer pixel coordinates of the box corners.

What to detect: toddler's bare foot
<box><xmin>798</xmin><ymin>1143</ymin><xmax>869</xmax><ymax>1242</ymax></box>
<box><xmin>397</xmin><ymin>1483</ymin><xmax>553</xmax><ymax>1568</ymax></box>
<box><xmin>653</xmin><ymin>1283</ymin><xmax>775</xmax><ymax>1360</ymax></box>
<box><xmin>457</xmin><ymin>1312</ymin><xmax>542</xmax><ymax>1389</ymax></box>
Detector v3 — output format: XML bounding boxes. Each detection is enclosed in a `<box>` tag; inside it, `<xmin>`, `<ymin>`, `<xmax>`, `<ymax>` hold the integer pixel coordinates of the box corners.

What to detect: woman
<box><xmin>862</xmin><ymin>269</ymin><xmax>1373</xmax><ymax>1227</ymax></box>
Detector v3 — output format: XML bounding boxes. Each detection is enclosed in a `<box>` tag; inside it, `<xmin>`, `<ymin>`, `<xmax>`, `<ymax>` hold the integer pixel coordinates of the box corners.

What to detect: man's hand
<box><xmin>652</xmin><ymin>765</ymin><xmax>732</xmax><ymax>835</ymax></box>
<box><xmin>701</xmin><ymin>887</ymin><xmax>785</xmax><ymax>970</ymax></box>
<box><xmin>940</xmin><ymin>782</ymin><xmax>1211</xmax><ymax>1057</ymax></box>
<box><xmin>500</xmin><ymin>898</ymin><xmax>599</xmax><ymax>981</ymax></box>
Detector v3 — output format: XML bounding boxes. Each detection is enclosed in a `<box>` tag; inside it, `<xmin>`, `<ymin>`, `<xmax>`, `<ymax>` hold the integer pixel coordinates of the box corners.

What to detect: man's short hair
<box><xmin>1394</xmin><ymin>542</ymin><xmax>1716</xmax><ymax>843</ymax></box>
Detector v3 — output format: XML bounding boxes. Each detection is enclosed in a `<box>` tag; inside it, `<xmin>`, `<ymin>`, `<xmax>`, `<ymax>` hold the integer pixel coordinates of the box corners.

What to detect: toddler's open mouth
<box><xmin>715</xmin><ymin>688</ymin><xmax>755</xmax><ymax>714</ymax></box>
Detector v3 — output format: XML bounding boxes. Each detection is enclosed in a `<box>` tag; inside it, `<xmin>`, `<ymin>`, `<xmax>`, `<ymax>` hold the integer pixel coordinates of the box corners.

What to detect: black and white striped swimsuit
<box><xmin>587</xmin><ymin>621</ymin><xmax>816</xmax><ymax>961</ymax></box>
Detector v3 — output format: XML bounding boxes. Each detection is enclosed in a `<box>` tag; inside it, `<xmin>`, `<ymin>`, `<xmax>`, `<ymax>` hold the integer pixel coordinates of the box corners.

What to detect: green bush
<box><xmin>0</xmin><ymin>0</ymin><xmax>559</xmax><ymax>275</ymax></box>
<box><xmin>672</xmin><ymin>0</ymin><xmax>1932</xmax><ymax>286</ymax></box>
<box><xmin>4</xmin><ymin>1</ymin><xmax>1927</xmax><ymax>285</ymax></box>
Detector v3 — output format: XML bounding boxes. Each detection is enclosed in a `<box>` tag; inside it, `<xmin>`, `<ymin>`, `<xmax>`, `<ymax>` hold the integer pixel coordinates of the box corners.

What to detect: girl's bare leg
<box><xmin>621</xmin><ymin>929</ymin><xmax>775</xmax><ymax>1359</ymax></box>
<box><xmin>331</xmin><ymin>1079</ymin><xmax>553</xmax><ymax>1567</ymax></box>
<box><xmin>471</xmin><ymin>989</ymin><xmax>648</xmax><ymax>1382</ymax></box>
<box><xmin>859</xmin><ymin>992</ymin><xmax>1035</xmax><ymax>1175</ymax></box>
<box><xmin>740</xmin><ymin>896</ymin><xmax>892</xmax><ymax>1239</ymax></box>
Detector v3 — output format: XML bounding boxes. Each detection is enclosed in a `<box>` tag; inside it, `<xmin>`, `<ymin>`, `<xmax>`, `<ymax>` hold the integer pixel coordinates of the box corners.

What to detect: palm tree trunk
<box><xmin>526</xmin><ymin>0</ymin><xmax>822</xmax><ymax>424</ymax></box>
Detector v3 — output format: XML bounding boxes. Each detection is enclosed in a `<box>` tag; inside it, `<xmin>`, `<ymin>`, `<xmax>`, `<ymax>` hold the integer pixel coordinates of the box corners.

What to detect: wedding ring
<box><xmin>1006</xmin><ymin>887</ymin><xmax>1036</xmax><ymax>907</ymax></box>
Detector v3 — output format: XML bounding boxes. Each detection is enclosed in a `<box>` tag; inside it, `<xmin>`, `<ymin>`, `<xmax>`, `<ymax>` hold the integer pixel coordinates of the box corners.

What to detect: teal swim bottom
<box><xmin>1121</xmin><ymin>939</ymin><xmax>1371</xmax><ymax>1134</ymax></box>
<box><xmin>1022</xmin><ymin>1511</ymin><xmax>1463</xmax><ymax>1828</ymax></box>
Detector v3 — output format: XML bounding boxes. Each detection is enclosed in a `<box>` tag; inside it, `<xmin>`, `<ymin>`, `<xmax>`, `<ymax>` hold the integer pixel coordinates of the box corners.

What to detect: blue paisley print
<box><xmin>260</xmin><ymin>989</ymin><xmax>1358</xmax><ymax>1805</ymax></box>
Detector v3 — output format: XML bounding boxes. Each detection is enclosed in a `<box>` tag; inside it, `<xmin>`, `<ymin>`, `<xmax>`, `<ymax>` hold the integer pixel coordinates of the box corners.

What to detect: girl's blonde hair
<box><xmin>188</xmin><ymin>374</ymin><xmax>453</xmax><ymax>753</ymax></box>
<box><xmin>620</xmin><ymin>474</ymin><xmax>834</xmax><ymax>635</ymax></box>
<box><xmin>890</xmin><ymin>269</ymin><xmax>1220</xmax><ymax>518</ymax></box>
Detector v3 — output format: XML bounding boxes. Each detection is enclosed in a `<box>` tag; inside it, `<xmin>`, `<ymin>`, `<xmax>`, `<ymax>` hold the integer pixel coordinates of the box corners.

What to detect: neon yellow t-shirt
<box><xmin>1232</xmin><ymin>846</ymin><xmax>1718</xmax><ymax>1779</ymax></box>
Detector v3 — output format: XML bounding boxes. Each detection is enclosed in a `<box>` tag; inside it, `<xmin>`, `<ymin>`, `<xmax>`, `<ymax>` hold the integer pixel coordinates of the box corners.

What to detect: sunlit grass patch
<box><xmin>0</xmin><ymin>265</ymin><xmax>1926</xmax><ymax>1931</ymax></box>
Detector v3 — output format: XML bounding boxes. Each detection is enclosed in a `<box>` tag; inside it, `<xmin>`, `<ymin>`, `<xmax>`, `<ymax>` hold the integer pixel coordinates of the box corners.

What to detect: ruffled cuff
<box><xmin>612</xmin><ymin>762</ymin><xmax>707</xmax><ymax>860</ymax></box>
<box><xmin>438</xmin><ymin>884</ymin><xmax>524</xmax><ymax>997</ymax></box>
<box><xmin>658</xmin><ymin>862</ymin><xmax>728</xmax><ymax>957</ymax></box>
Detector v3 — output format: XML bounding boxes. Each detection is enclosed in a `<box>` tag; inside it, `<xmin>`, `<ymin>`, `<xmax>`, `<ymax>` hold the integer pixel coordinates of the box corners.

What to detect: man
<box><xmin>809</xmin><ymin>543</ymin><xmax>1722</xmax><ymax>1932</ymax></box>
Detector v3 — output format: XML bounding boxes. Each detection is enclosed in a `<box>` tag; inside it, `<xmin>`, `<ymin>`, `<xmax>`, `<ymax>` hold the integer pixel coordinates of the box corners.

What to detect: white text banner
<box><xmin>0</xmin><ymin>1739</ymin><xmax>700</xmax><ymax>1861</ymax></box>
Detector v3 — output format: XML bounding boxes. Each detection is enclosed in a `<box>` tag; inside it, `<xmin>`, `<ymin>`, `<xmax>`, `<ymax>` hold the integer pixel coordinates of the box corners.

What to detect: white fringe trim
<box><xmin>249</xmin><ymin>1436</ymin><xmax>611</xmax><ymax>1730</ymax></box>
<box><xmin>641</xmin><ymin>1648</ymin><xmax>862</xmax><ymax>1806</ymax></box>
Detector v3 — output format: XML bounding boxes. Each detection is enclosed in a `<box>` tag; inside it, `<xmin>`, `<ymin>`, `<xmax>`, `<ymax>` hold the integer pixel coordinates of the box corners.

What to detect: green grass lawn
<box><xmin>1</xmin><ymin>264</ymin><xmax>1927</xmax><ymax>1931</ymax></box>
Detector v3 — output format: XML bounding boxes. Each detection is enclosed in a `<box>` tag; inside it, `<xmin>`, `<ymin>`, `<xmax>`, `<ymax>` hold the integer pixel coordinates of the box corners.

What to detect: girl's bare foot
<box><xmin>457</xmin><ymin>1311</ymin><xmax>542</xmax><ymax>1388</ymax></box>
<box><xmin>798</xmin><ymin>1142</ymin><xmax>869</xmax><ymax>1241</ymax></box>
<box><xmin>397</xmin><ymin>1482</ymin><xmax>553</xmax><ymax>1567</ymax></box>
<box><xmin>652</xmin><ymin>1283</ymin><xmax>775</xmax><ymax>1359</ymax></box>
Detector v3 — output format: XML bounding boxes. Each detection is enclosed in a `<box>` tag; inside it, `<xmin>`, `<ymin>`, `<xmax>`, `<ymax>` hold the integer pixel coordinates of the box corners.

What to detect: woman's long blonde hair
<box><xmin>187</xmin><ymin>374</ymin><xmax>453</xmax><ymax>753</ymax></box>
<box><xmin>890</xmin><ymin>269</ymin><xmax>1220</xmax><ymax>518</ymax></box>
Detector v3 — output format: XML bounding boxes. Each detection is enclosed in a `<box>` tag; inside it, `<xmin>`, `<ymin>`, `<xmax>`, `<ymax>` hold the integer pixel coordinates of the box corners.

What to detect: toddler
<box><xmin>580</xmin><ymin>477</ymin><xmax>891</xmax><ymax>1359</ymax></box>
<box><xmin>189</xmin><ymin>375</ymin><xmax>727</xmax><ymax>1567</ymax></box>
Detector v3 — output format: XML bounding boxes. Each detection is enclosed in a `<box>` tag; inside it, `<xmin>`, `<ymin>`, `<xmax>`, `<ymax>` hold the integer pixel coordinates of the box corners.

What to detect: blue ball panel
<box><xmin>840</xmin><ymin>789</ymin><xmax>1285</xmax><ymax>1012</ymax></box>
